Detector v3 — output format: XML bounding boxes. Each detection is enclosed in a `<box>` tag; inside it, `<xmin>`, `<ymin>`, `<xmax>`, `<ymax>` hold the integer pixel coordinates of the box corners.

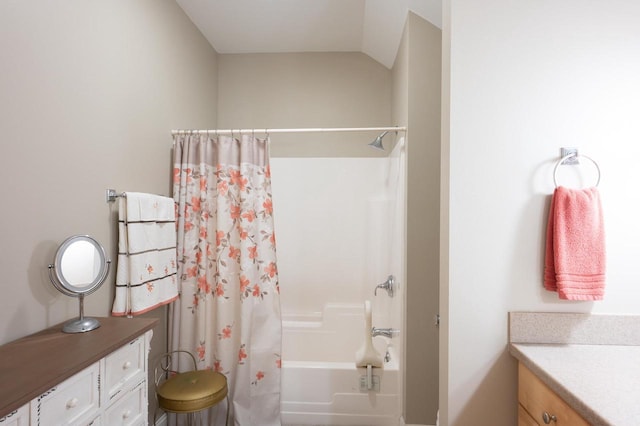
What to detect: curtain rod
<box><xmin>171</xmin><ymin>126</ymin><xmax>407</xmax><ymax>136</ymax></box>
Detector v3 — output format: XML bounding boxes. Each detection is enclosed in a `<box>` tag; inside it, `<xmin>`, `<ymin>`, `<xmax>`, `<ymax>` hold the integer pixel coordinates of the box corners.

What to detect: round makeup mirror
<box><xmin>48</xmin><ymin>235</ymin><xmax>111</xmax><ymax>333</ymax></box>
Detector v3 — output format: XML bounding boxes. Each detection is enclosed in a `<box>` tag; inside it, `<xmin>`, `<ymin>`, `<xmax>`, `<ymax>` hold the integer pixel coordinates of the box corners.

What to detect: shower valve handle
<box><xmin>374</xmin><ymin>275</ymin><xmax>395</xmax><ymax>297</ymax></box>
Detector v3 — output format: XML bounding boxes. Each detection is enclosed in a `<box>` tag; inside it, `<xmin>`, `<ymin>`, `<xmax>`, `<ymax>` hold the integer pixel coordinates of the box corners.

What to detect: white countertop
<box><xmin>510</xmin><ymin>343</ymin><xmax>640</xmax><ymax>426</ymax></box>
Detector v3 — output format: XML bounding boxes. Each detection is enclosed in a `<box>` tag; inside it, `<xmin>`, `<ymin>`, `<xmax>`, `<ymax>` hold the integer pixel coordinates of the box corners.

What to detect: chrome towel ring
<box><xmin>553</xmin><ymin>153</ymin><xmax>601</xmax><ymax>188</ymax></box>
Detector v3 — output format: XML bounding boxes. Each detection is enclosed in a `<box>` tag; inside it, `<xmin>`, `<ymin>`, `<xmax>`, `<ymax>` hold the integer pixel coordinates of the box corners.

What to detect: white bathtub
<box><xmin>281</xmin><ymin>303</ymin><xmax>401</xmax><ymax>426</ymax></box>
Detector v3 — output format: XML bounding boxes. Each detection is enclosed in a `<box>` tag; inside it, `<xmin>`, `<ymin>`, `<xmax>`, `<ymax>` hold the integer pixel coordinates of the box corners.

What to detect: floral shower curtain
<box><xmin>172</xmin><ymin>134</ymin><xmax>282</xmax><ymax>425</ymax></box>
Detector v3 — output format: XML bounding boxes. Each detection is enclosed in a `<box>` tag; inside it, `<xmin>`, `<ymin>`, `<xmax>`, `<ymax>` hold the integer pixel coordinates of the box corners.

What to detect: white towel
<box><xmin>111</xmin><ymin>192</ymin><xmax>179</xmax><ymax>316</ymax></box>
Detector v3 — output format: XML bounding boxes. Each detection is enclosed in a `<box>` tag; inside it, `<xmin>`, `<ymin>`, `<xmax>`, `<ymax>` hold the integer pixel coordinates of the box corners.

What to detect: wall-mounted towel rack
<box><xmin>553</xmin><ymin>148</ymin><xmax>601</xmax><ymax>188</ymax></box>
<box><xmin>106</xmin><ymin>189</ymin><xmax>171</xmax><ymax>203</ymax></box>
<box><xmin>106</xmin><ymin>189</ymin><xmax>126</xmax><ymax>203</ymax></box>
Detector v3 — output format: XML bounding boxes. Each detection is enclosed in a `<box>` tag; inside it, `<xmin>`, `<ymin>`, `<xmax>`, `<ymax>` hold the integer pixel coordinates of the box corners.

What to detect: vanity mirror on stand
<box><xmin>48</xmin><ymin>235</ymin><xmax>111</xmax><ymax>333</ymax></box>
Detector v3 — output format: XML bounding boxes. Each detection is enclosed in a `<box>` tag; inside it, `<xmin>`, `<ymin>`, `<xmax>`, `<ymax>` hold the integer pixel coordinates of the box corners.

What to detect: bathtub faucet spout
<box><xmin>371</xmin><ymin>327</ymin><xmax>398</xmax><ymax>338</ymax></box>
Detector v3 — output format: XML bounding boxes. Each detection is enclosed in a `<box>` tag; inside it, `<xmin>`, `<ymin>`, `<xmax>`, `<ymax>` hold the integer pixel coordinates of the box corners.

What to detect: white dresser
<box><xmin>0</xmin><ymin>317</ymin><xmax>157</xmax><ymax>426</ymax></box>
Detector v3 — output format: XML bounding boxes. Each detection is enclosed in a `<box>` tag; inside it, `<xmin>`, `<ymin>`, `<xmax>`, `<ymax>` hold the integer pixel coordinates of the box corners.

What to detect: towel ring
<box><xmin>553</xmin><ymin>153</ymin><xmax>601</xmax><ymax>188</ymax></box>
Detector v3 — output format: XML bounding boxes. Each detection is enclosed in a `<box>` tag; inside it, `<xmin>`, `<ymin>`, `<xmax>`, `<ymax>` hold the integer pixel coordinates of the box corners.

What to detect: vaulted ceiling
<box><xmin>176</xmin><ymin>0</ymin><xmax>442</xmax><ymax>69</ymax></box>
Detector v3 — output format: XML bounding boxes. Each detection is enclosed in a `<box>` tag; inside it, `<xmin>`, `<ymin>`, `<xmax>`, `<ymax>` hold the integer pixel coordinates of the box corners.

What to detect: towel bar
<box><xmin>106</xmin><ymin>189</ymin><xmax>126</xmax><ymax>203</ymax></box>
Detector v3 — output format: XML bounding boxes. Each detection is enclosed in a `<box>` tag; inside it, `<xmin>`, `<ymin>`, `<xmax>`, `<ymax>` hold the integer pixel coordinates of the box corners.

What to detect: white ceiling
<box><xmin>175</xmin><ymin>0</ymin><xmax>442</xmax><ymax>69</ymax></box>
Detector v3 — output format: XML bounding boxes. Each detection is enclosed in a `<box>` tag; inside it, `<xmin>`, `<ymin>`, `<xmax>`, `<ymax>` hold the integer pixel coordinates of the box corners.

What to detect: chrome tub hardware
<box><xmin>359</xmin><ymin>365</ymin><xmax>380</xmax><ymax>392</ymax></box>
<box><xmin>371</xmin><ymin>327</ymin><xmax>399</xmax><ymax>338</ymax></box>
<box><xmin>374</xmin><ymin>275</ymin><xmax>395</xmax><ymax>297</ymax></box>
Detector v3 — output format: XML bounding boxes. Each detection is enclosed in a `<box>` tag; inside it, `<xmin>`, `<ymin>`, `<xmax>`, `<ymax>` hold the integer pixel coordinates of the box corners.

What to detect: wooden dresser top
<box><xmin>0</xmin><ymin>316</ymin><xmax>158</xmax><ymax>418</ymax></box>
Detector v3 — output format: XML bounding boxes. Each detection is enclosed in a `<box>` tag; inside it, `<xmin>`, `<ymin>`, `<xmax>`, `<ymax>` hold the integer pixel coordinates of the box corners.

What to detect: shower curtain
<box><xmin>172</xmin><ymin>134</ymin><xmax>282</xmax><ymax>425</ymax></box>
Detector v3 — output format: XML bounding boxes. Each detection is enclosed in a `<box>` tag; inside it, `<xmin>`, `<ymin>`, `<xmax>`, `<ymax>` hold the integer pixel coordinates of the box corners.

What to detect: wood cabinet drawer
<box><xmin>103</xmin><ymin>336</ymin><xmax>146</xmax><ymax>405</ymax></box>
<box><xmin>518</xmin><ymin>403</ymin><xmax>539</xmax><ymax>426</ymax></box>
<box><xmin>518</xmin><ymin>364</ymin><xmax>589</xmax><ymax>426</ymax></box>
<box><xmin>0</xmin><ymin>403</ymin><xmax>29</xmax><ymax>426</ymax></box>
<box><xmin>30</xmin><ymin>362</ymin><xmax>99</xmax><ymax>425</ymax></box>
<box><xmin>103</xmin><ymin>382</ymin><xmax>146</xmax><ymax>426</ymax></box>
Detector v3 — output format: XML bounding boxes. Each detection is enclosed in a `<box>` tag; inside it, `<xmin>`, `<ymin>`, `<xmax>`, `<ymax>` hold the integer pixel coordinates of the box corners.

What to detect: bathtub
<box><xmin>281</xmin><ymin>303</ymin><xmax>401</xmax><ymax>426</ymax></box>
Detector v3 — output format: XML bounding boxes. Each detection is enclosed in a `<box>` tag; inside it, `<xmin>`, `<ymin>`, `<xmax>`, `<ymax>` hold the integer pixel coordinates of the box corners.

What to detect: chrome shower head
<box><xmin>368</xmin><ymin>131</ymin><xmax>388</xmax><ymax>151</ymax></box>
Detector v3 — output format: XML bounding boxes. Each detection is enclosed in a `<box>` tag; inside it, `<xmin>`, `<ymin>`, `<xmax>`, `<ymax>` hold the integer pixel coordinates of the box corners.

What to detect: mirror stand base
<box><xmin>62</xmin><ymin>317</ymin><xmax>101</xmax><ymax>333</ymax></box>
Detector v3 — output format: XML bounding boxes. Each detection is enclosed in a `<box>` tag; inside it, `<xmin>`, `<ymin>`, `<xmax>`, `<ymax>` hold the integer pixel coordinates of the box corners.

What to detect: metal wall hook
<box><xmin>374</xmin><ymin>275</ymin><xmax>395</xmax><ymax>297</ymax></box>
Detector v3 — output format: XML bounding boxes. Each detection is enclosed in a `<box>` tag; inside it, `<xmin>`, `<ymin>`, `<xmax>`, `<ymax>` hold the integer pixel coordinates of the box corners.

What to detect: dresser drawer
<box><xmin>31</xmin><ymin>362</ymin><xmax>100</xmax><ymax>425</ymax></box>
<box><xmin>103</xmin><ymin>382</ymin><xmax>146</xmax><ymax>426</ymax></box>
<box><xmin>0</xmin><ymin>403</ymin><xmax>29</xmax><ymax>426</ymax></box>
<box><xmin>86</xmin><ymin>415</ymin><xmax>102</xmax><ymax>426</ymax></box>
<box><xmin>103</xmin><ymin>336</ymin><xmax>146</xmax><ymax>404</ymax></box>
<box><xmin>518</xmin><ymin>364</ymin><xmax>589</xmax><ymax>426</ymax></box>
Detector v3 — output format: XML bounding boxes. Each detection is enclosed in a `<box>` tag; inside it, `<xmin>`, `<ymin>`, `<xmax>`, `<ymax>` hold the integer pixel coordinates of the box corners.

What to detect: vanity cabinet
<box><xmin>0</xmin><ymin>317</ymin><xmax>157</xmax><ymax>426</ymax></box>
<box><xmin>518</xmin><ymin>363</ymin><xmax>589</xmax><ymax>426</ymax></box>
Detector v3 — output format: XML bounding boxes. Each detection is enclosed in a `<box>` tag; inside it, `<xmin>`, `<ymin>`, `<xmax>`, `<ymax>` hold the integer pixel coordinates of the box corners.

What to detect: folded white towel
<box><xmin>121</xmin><ymin>191</ymin><xmax>175</xmax><ymax>222</ymax></box>
<box><xmin>120</xmin><ymin>221</ymin><xmax>176</xmax><ymax>254</ymax></box>
<box><xmin>112</xmin><ymin>192</ymin><xmax>179</xmax><ymax>316</ymax></box>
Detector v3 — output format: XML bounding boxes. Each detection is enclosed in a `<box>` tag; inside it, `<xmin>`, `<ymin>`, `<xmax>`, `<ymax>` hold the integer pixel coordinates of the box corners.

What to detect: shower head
<box><xmin>368</xmin><ymin>131</ymin><xmax>388</xmax><ymax>151</ymax></box>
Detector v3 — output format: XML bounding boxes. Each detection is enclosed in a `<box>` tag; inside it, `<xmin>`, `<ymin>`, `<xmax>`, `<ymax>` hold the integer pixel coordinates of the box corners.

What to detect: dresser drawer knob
<box><xmin>123</xmin><ymin>361</ymin><xmax>132</xmax><ymax>370</ymax></box>
<box><xmin>542</xmin><ymin>412</ymin><xmax>557</xmax><ymax>424</ymax></box>
<box><xmin>66</xmin><ymin>398</ymin><xmax>79</xmax><ymax>409</ymax></box>
<box><xmin>122</xmin><ymin>409</ymin><xmax>131</xmax><ymax>419</ymax></box>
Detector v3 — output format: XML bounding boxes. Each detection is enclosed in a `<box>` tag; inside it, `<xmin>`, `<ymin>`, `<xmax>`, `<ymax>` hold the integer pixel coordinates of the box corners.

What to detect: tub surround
<box><xmin>281</xmin><ymin>303</ymin><xmax>400</xmax><ymax>425</ymax></box>
<box><xmin>0</xmin><ymin>316</ymin><xmax>158</xmax><ymax>420</ymax></box>
<box><xmin>509</xmin><ymin>312</ymin><xmax>640</xmax><ymax>425</ymax></box>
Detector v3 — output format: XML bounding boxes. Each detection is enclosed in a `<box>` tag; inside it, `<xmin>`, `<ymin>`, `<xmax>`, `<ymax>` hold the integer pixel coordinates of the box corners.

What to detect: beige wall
<box><xmin>0</xmin><ymin>3</ymin><xmax>445</xmax><ymax>423</ymax></box>
<box><xmin>0</xmin><ymin>0</ymin><xmax>218</xmax><ymax>416</ymax></box>
<box><xmin>217</xmin><ymin>52</ymin><xmax>392</xmax><ymax>157</ymax></box>
<box><xmin>439</xmin><ymin>1</ymin><xmax>452</xmax><ymax>423</ymax></box>
<box><xmin>393</xmin><ymin>12</ymin><xmax>442</xmax><ymax>425</ymax></box>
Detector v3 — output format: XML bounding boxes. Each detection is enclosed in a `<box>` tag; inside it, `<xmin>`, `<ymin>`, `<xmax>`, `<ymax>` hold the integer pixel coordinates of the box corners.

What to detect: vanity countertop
<box><xmin>510</xmin><ymin>343</ymin><xmax>640</xmax><ymax>426</ymax></box>
<box><xmin>0</xmin><ymin>316</ymin><xmax>158</xmax><ymax>418</ymax></box>
<box><xmin>509</xmin><ymin>312</ymin><xmax>640</xmax><ymax>426</ymax></box>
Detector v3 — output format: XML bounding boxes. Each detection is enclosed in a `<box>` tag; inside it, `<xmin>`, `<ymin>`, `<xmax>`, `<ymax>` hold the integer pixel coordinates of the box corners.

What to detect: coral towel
<box><xmin>112</xmin><ymin>192</ymin><xmax>179</xmax><ymax>316</ymax></box>
<box><xmin>544</xmin><ymin>186</ymin><xmax>606</xmax><ymax>300</ymax></box>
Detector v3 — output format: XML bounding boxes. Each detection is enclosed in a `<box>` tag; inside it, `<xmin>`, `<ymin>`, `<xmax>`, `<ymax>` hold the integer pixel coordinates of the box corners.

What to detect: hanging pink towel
<box><xmin>544</xmin><ymin>186</ymin><xmax>606</xmax><ymax>300</ymax></box>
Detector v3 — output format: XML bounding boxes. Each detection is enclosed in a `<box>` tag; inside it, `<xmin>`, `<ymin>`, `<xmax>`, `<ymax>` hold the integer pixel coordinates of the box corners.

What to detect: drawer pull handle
<box><xmin>66</xmin><ymin>398</ymin><xmax>79</xmax><ymax>409</ymax></box>
<box><xmin>542</xmin><ymin>412</ymin><xmax>557</xmax><ymax>424</ymax></box>
<box><xmin>123</xmin><ymin>361</ymin><xmax>132</xmax><ymax>370</ymax></box>
<box><xmin>122</xmin><ymin>409</ymin><xmax>131</xmax><ymax>419</ymax></box>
